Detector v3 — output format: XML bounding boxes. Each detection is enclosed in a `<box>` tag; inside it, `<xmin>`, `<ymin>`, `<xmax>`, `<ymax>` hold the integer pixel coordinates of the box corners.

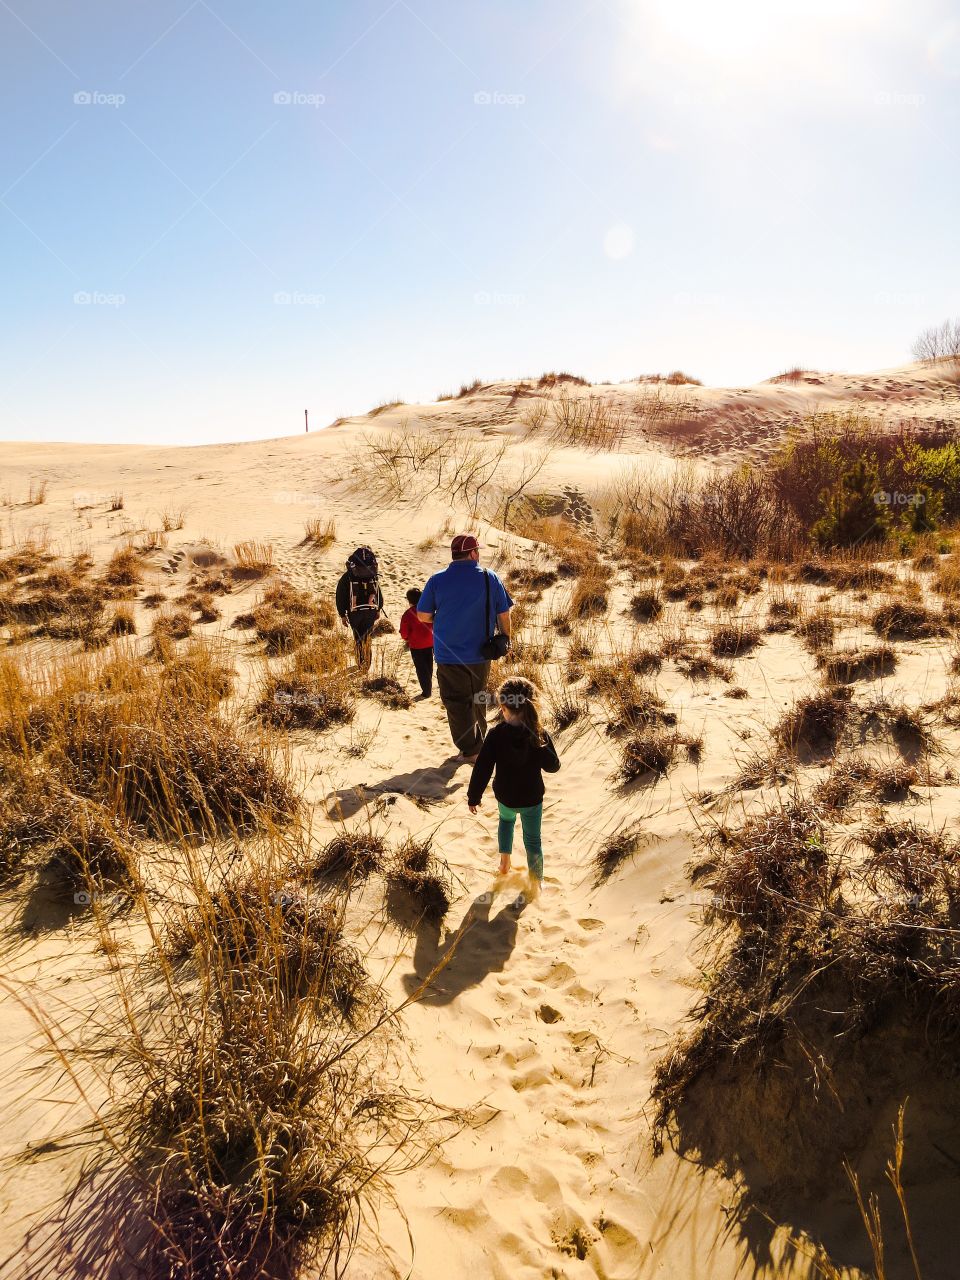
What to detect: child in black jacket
<box><xmin>467</xmin><ymin>676</ymin><xmax>560</xmax><ymax>886</ymax></box>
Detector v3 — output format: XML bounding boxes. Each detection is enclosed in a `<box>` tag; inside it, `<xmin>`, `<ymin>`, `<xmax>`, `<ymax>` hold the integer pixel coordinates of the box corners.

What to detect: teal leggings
<box><xmin>497</xmin><ymin>802</ymin><xmax>543</xmax><ymax>880</ymax></box>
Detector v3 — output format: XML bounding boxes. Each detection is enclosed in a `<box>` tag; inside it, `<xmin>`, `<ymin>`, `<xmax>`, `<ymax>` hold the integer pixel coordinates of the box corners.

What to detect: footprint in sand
<box><xmin>534</xmin><ymin>960</ymin><xmax>593</xmax><ymax>1002</ymax></box>
<box><xmin>161</xmin><ymin>549</ymin><xmax>186</xmax><ymax>575</ymax></box>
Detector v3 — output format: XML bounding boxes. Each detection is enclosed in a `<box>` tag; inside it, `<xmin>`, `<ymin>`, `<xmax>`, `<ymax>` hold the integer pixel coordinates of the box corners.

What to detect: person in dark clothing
<box><xmin>335</xmin><ymin>548</ymin><xmax>384</xmax><ymax>671</ymax></box>
<box><xmin>399</xmin><ymin>587</ymin><xmax>434</xmax><ymax>698</ymax></box>
<box><xmin>467</xmin><ymin>676</ymin><xmax>560</xmax><ymax>888</ymax></box>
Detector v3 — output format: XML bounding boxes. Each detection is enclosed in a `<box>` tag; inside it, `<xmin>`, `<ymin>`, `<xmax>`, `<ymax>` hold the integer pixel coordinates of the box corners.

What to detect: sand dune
<box><xmin>1</xmin><ymin>360</ymin><xmax>959</xmax><ymax>1279</ymax></box>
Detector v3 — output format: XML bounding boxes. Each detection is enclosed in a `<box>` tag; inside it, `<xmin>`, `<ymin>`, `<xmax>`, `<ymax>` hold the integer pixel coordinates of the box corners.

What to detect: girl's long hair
<box><xmin>495</xmin><ymin>676</ymin><xmax>545</xmax><ymax>744</ymax></box>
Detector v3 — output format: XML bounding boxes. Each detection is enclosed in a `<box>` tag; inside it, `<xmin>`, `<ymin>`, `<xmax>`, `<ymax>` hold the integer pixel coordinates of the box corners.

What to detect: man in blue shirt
<box><xmin>417</xmin><ymin>533</ymin><xmax>513</xmax><ymax>761</ymax></box>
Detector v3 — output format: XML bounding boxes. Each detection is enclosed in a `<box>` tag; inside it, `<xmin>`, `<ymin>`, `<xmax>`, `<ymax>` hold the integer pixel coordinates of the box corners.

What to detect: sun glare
<box><xmin>635</xmin><ymin>0</ymin><xmax>882</xmax><ymax>67</ymax></box>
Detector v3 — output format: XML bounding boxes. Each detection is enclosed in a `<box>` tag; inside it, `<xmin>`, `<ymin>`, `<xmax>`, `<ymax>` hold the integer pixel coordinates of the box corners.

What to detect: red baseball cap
<box><xmin>451</xmin><ymin>533</ymin><xmax>479</xmax><ymax>555</ymax></box>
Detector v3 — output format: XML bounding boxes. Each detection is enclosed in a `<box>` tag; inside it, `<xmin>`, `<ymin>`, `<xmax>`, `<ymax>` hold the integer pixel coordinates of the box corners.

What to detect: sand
<box><xmin>1</xmin><ymin>360</ymin><xmax>958</xmax><ymax>1279</ymax></box>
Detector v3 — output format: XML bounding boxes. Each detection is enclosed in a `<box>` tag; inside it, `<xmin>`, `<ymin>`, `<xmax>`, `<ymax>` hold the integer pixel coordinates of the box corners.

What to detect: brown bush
<box><xmin>776</xmin><ymin>685</ymin><xmax>852</xmax><ymax>755</ymax></box>
<box><xmin>709</xmin><ymin>623</ymin><xmax>761</xmax><ymax>658</ymax></box>
<box><xmin>871</xmin><ymin>600</ymin><xmax>947</xmax><ymax>639</ymax></box>
<box><xmin>253</xmin><ymin>581</ymin><xmax>337</xmax><ymax>654</ymax></box>
<box><xmin>310</xmin><ymin>832</ymin><xmax>387</xmax><ymax>883</ymax></box>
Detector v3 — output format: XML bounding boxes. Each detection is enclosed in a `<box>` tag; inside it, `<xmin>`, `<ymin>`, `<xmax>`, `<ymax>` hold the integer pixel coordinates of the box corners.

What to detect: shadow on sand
<box><xmin>325</xmin><ymin>756</ymin><xmax>466</xmax><ymax>820</ymax></box>
<box><xmin>401</xmin><ymin>884</ymin><xmax>527</xmax><ymax>1007</ymax></box>
<box><xmin>653</xmin><ymin>1049</ymin><xmax>960</xmax><ymax>1279</ymax></box>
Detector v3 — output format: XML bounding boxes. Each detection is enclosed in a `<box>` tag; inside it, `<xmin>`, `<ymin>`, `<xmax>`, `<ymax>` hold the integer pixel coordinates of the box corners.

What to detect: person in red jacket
<box><xmin>399</xmin><ymin>587</ymin><xmax>434</xmax><ymax>699</ymax></box>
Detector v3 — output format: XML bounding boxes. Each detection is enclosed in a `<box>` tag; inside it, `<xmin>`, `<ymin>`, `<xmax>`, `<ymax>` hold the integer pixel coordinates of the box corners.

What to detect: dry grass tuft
<box><xmin>102</xmin><ymin>869</ymin><xmax>433</xmax><ymax>1278</ymax></box>
<box><xmin>550</xmin><ymin>687</ymin><xmax>588</xmax><ymax>731</ymax></box>
<box><xmin>709</xmin><ymin>622</ymin><xmax>761</xmax><ymax>658</ymax></box>
<box><xmin>617</xmin><ymin>727</ymin><xmax>699</xmax><ymax>782</ymax></box>
<box><xmin>594</xmin><ymin>822</ymin><xmax>646</xmax><ymax>881</ymax></box>
<box><xmin>0</xmin><ymin>772</ymin><xmax>137</xmax><ymax>892</ymax></box>
<box><xmin>161</xmin><ymin>509</ymin><xmax>185</xmax><ymax>532</ymax></box>
<box><xmin>252</xmin><ymin>581</ymin><xmax>337</xmax><ymax>654</ymax></box>
<box><xmin>109</xmin><ymin>603</ymin><xmax>137</xmax><ymax>635</ymax></box>
<box><xmin>587</xmin><ymin>664</ymin><xmax>676</xmax><ymax>733</ymax></box>
<box><xmin>776</xmin><ymin>685</ymin><xmax>853</xmax><ymax>755</ymax></box>
<box><xmin>232</xmin><ymin>540</ymin><xmax>275</xmax><ymax>576</ymax></box>
<box><xmin>629</xmin><ymin>589</ymin><xmax>663</xmax><ymax>622</ymax></box>
<box><xmin>813</xmin><ymin>755</ymin><xmax>920</xmax><ymax>810</ymax></box>
<box><xmin>256</xmin><ymin>671</ymin><xmax>356</xmax><ymax>731</ymax></box>
<box><xmin>537</xmin><ymin>370</ymin><xmax>590</xmax><ymax>388</ymax></box>
<box><xmin>169</xmin><ymin>878</ymin><xmax>373</xmax><ymax>1021</ymax></box>
<box><xmin>569</xmin><ymin>565</ymin><xmax>610</xmax><ymax>619</ymax></box>
<box><xmin>651</xmin><ymin>795</ymin><xmax>960</xmax><ymax>1235</ymax></box>
<box><xmin>506</xmin><ymin>565</ymin><xmax>559</xmax><ymax>597</ymax></box>
<box><xmin>153</xmin><ymin>607</ymin><xmax>194</xmax><ymax>651</ymax></box>
<box><xmin>304</xmin><ymin>516</ymin><xmax>336</xmax><ymax>548</ymax></box>
<box><xmin>310</xmin><ymin>831</ymin><xmax>387</xmax><ymax>883</ymax></box>
<box><xmin>871</xmin><ymin>600</ymin><xmax>947</xmax><ymax>639</ymax></box>
<box><xmin>818</xmin><ymin>644</ymin><xmax>896</xmax><ymax>683</ymax></box>
<box><xmin>385</xmin><ymin>837</ymin><xmax>454</xmax><ymax>927</ymax></box>
<box><xmin>163</xmin><ymin>639</ymin><xmax>236</xmax><ymax>710</ymax></box>
<box><xmin>859</xmin><ymin>695</ymin><xmax>938</xmax><ymax>758</ymax></box>
<box><xmin>934</xmin><ymin>552</ymin><xmax>960</xmax><ymax>597</ymax></box>
<box><xmin>0</xmin><ymin>559</ymin><xmax>106</xmax><ymax>645</ymax></box>
<box><xmin>361</xmin><ymin>674</ymin><xmax>412</xmax><ymax>710</ymax></box>
<box><xmin>796</xmin><ymin>608</ymin><xmax>836</xmax><ymax>653</ymax></box>
<box><xmin>103</xmin><ymin>545</ymin><xmax>143</xmax><ymax>589</ymax></box>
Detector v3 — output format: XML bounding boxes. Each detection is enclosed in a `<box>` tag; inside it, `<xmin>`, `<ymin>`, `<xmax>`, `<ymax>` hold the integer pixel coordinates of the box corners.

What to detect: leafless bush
<box><xmin>353</xmin><ymin>422</ymin><xmax>509</xmax><ymax>516</ymax></box>
<box><xmin>912</xmin><ymin>316</ymin><xmax>960</xmax><ymax>365</ymax></box>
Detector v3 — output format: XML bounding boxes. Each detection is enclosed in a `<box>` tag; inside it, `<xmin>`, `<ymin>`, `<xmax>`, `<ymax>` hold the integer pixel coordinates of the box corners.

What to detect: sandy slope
<box><xmin>384</xmin><ymin>359</ymin><xmax>960</xmax><ymax>465</ymax></box>
<box><xmin>1</xmin><ymin>362</ymin><xmax>959</xmax><ymax>1280</ymax></box>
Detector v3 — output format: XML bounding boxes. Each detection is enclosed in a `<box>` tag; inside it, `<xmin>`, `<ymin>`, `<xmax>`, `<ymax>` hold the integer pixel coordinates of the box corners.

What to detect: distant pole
<box><xmin>304</xmin><ymin>409</ymin><xmax>309</xmax><ymax>434</ymax></box>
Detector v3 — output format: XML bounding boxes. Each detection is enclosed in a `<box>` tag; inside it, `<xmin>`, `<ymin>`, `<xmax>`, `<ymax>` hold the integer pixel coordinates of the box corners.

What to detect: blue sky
<box><xmin>1</xmin><ymin>0</ymin><xmax>958</xmax><ymax>444</ymax></box>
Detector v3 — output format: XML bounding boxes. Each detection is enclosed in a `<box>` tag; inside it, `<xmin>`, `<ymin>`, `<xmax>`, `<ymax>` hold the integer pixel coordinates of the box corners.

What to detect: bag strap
<box><xmin>484</xmin><ymin>569</ymin><xmax>495</xmax><ymax>642</ymax></box>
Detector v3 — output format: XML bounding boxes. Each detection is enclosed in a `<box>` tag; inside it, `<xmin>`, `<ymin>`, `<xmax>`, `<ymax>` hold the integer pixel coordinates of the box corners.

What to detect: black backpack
<box><xmin>346</xmin><ymin>547</ymin><xmax>380</xmax><ymax>614</ymax></box>
<box><xmin>346</xmin><ymin>546</ymin><xmax>378</xmax><ymax>580</ymax></box>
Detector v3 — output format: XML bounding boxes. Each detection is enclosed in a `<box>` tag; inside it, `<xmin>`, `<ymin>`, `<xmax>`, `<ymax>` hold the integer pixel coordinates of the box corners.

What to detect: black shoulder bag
<box><xmin>480</xmin><ymin>569</ymin><xmax>511</xmax><ymax>660</ymax></box>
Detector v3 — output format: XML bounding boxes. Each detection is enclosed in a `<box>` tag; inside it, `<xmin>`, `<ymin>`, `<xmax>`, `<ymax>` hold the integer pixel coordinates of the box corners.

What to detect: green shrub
<box><xmin>812</xmin><ymin>458</ymin><xmax>890</xmax><ymax>549</ymax></box>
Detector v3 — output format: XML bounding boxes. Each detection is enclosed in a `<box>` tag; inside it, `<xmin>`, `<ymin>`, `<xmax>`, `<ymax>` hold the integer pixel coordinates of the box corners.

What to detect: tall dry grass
<box><xmin>10</xmin><ymin>839</ymin><xmax>455</xmax><ymax>1279</ymax></box>
<box><xmin>1</xmin><ymin>628</ymin><xmax>458</xmax><ymax>1278</ymax></box>
<box><xmin>0</xmin><ymin>643</ymin><xmax>294</xmax><ymax>843</ymax></box>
